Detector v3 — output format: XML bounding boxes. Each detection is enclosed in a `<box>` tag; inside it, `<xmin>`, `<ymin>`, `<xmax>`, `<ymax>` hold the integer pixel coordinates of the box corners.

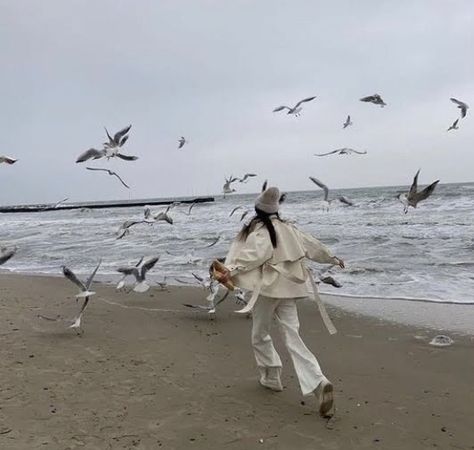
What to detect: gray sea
<box><xmin>1</xmin><ymin>182</ymin><xmax>473</xmax><ymax>304</ymax></box>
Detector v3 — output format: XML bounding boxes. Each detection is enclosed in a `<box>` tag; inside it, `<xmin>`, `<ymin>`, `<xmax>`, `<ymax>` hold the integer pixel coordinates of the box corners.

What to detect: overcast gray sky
<box><xmin>1</xmin><ymin>1</ymin><xmax>472</xmax><ymax>205</ymax></box>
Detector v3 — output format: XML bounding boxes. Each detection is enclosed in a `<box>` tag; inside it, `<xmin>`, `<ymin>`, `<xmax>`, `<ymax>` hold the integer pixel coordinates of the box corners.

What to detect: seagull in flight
<box><xmin>223</xmin><ymin>175</ymin><xmax>238</xmax><ymax>195</ymax></box>
<box><xmin>143</xmin><ymin>204</ymin><xmax>174</xmax><ymax>224</ymax></box>
<box><xmin>309</xmin><ymin>177</ymin><xmax>354</xmax><ymax>211</ymax></box>
<box><xmin>397</xmin><ymin>169</ymin><xmax>439</xmax><ymax>214</ymax></box>
<box><xmin>0</xmin><ymin>246</ymin><xmax>17</xmax><ymax>265</ymax></box>
<box><xmin>238</xmin><ymin>173</ymin><xmax>257</xmax><ymax>183</ymax></box>
<box><xmin>117</xmin><ymin>256</ymin><xmax>160</xmax><ymax>293</ymax></box>
<box><xmin>447</xmin><ymin>118</ymin><xmax>459</xmax><ymax>131</ymax></box>
<box><xmin>273</xmin><ymin>96</ymin><xmax>316</xmax><ymax>117</ymax></box>
<box><xmin>314</xmin><ymin>148</ymin><xmax>367</xmax><ymax>157</ymax></box>
<box><xmin>343</xmin><ymin>115</ymin><xmax>353</xmax><ymax>129</ymax></box>
<box><xmin>450</xmin><ymin>98</ymin><xmax>469</xmax><ymax>118</ymax></box>
<box><xmin>104</xmin><ymin>124</ymin><xmax>132</xmax><ymax>149</ymax></box>
<box><xmin>178</xmin><ymin>136</ymin><xmax>187</xmax><ymax>149</ymax></box>
<box><xmin>62</xmin><ymin>260</ymin><xmax>102</xmax><ymax>330</ymax></box>
<box><xmin>360</xmin><ymin>94</ymin><xmax>387</xmax><ymax>107</ymax></box>
<box><xmin>86</xmin><ymin>167</ymin><xmax>130</xmax><ymax>189</ymax></box>
<box><xmin>0</xmin><ymin>155</ymin><xmax>18</xmax><ymax>165</ymax></box>
<box><xmin>116</xmin><ymin>219</ymin><xmax>146</xmax><ymax>239</ymax></box>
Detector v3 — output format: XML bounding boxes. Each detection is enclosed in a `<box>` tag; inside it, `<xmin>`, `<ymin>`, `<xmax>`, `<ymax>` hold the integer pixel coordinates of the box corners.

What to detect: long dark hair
<box><xmin>238</xmin><ymin>208</ymin><xmax>281</xmax><ymax>248</ymax></box>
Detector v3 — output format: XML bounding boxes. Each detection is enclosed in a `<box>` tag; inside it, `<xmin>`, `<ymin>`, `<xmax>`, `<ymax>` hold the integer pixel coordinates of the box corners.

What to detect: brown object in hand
<box><xmin>210</xmin><ymin>260</ymin><xmax>235</xmax><ymax>291</ymax></box>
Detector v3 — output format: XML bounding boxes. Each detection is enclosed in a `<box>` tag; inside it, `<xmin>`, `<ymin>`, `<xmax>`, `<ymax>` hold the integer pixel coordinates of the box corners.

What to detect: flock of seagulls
<box><xmin>0</xmin><ymin>89</ymin><xmax>469</xmax><ymax>332</ymax></box>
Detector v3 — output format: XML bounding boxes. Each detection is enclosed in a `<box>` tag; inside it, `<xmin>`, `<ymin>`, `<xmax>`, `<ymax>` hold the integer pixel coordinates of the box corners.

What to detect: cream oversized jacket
<box><xmin>225</xmin><ymin>218</ymin><xmax>339</xmax><ymax>299</ymax></box>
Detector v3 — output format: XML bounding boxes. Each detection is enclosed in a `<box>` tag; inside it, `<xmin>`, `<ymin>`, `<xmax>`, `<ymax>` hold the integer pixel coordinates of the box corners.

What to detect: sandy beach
<box><xmin>1</xmin><ymin>273</ymin><xmax>473</xmax><ymax>450</ymax></box>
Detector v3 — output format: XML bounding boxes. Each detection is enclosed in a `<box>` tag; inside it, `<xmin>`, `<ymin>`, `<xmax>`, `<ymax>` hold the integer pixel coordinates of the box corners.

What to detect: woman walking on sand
<box><xmin>220</xmin><ymin>186</ymin><xmax>344</xmax><ymax>417</ymax></box>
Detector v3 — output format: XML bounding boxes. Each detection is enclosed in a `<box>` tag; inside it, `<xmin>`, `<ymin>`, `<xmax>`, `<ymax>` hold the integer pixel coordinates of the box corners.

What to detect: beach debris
<box><xmin>397</xmin><ymin>169</ymin><xmax>439</xmax><ymax>214</ymax></box>
<box><xmin>450</xmin><ymin>97</ymin><xmax>469</xmax><ymax>118</ymax></box>
<box><xmin>62</xmin><ymin>259</ymin><xmax>102</xmax><ymax>331</ymax></box>
<box><xmin>429</xmin><ymin>335</ymin><xmax>454</xmax><ymax>347</ymax></box>
<box><xmin>0</xmin><ymin>246</ymin><xmax>17</xmax><ymax>265</ymax></box>
<box><xmin>0</xmin><ymin>155</ymin><xmax>18</xmax><ymax>165</ymax></box>
<box><xmin>116</xmin><ymin>255</ymin><xmax>160</xmax><ymax>293</ymax></box>
<box><xmin>223</xmin><ymin>175</ymin><xmax>238</xmax><ymax>195</ymax></box>
<box><xmin>314</xmin><ymin>148</ymin><xmax>367</xmax><ymax>157</ymax></box>
<box><xmin>86</xmin><ymin>167</ymin><xmax>130</xmax><ymax>189</ymax></box>
<box><xmin>447</xmin><ymin>118</ymin><xmax>459</xmax><ymax>131</ymax></box>
<box><xmin>273</xmin><ymin>95</ymin><xmax>316</xmax><ymax>117</ymax></box>
<box><xmin>360</xmin><ymin>93</ymin><xmax>387</xmax><ymax>107</ymax></box>
<box><xmin>343</xmin><ymin>115</ymin><xmax>353</xmax><ymax>129</ymax></box>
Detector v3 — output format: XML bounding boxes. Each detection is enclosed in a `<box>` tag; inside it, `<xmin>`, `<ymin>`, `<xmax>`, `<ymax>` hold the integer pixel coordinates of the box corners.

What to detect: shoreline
<box><xmin>0</xmin><ymin>273</ymin><xmax>473</xmax><ymax>449</ymax></box>
<box><xmin>1</xmin><ymin>270</ymin><xmax>474</xmax><ymax>335</ymax></box>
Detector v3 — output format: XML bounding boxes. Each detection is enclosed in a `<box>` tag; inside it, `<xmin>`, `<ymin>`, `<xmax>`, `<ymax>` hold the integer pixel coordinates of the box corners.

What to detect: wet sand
<box><xmin>1</xmin><ymin>273</ymin><xmax>473</xmax><ymax>449</ymax></box>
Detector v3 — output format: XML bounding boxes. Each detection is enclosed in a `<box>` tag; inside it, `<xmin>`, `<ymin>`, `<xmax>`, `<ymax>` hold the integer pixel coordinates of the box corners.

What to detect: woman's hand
<box><xmin>335</xmin><ymin>257</ymin><xmax>345</xmax><ymax>269</ymax></box>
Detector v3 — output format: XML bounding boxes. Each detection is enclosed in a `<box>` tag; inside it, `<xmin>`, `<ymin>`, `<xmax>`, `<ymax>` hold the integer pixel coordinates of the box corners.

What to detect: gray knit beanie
<box><xmin>255</xmin><ymin>187</ymin><xmax>280</xmax><ymax>214</ymax></box>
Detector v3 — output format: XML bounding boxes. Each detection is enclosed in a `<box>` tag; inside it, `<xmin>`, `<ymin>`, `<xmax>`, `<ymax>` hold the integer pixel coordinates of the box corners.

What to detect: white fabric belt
<box><xmin>234</xmin><ymin>263</ymin><xmax>337</xmax><ymax>335</ymax></box>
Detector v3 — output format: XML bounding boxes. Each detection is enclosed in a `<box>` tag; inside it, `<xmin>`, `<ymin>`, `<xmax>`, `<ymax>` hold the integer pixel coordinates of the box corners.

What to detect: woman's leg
<box><xmin>274</xmin><ymin>299</ymin><xmax>325</xmax><ymax>396</ymax></box>
<box><xmin>252</xmin><ymin>296</ymin><xmax>283</xmax><ymax>390</ymax></box>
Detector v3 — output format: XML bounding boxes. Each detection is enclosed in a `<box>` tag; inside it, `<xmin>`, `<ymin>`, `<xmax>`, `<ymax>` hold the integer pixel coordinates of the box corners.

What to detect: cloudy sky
<box><xmin>1</xmin><ymin>1</ymin><xmax>472</xmax><ymax>205</ymax></box>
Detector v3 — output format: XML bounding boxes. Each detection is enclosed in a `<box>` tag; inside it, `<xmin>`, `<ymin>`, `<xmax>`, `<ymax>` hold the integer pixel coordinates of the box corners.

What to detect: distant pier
<box><xmin>0</xmin><ymin>196</ymin><xmax>215</xmax><ymax>213</ymax></box>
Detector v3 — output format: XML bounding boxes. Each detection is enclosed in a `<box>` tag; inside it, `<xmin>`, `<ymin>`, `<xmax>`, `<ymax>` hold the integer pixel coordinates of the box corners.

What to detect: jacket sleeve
<box><xmin>227</xmin><ymin>229</ymin><xmax>273</xmax><ymax>275</ymax></box>
<box><xmin>295</xmin><ymin>228</ymin><xmax>339</xmax><ymax>265</ymax></box>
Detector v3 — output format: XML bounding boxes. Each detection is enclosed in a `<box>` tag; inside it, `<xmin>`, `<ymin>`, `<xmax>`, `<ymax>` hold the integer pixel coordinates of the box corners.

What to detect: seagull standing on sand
<box><xmin>116</xmin><ymin>256</ymin><xmax>160</xmax><ymax>293</ymax></box>
<box><xmin>343</xmin><ymin>115</ymin><xmax>353</xmax><ymax>129</ymax></box>
<box><xmin>178</xmin><ymin>137</ymin><xmax>187</xmax><ymax>149</ymax></box>
<box><xmin>447</xmin><ymin>118</ymin><xmax>459</xmax><ymax>131</ymax></box>
<box><xmin>0</xmin><ymin>246</ymin><xmax>17</xmax><ymax>265</ymax></box>
<box><xmin>273</xmin><ymin>96</ymin><xmax>316</xmax><ymax>117</ymax></box>
<box><xmin>314</xmin><ymin>148</ymin><xmax>367</xmax><ymax>157</ymax></box>
<box><xmin>62</xmin><ymin>260</ymin><xmax>102</xmax><ymax>330</ymax></box>
<box><xmin>0</xmin><ymin>156</ymin><xmax>18</xmax><ymax>165</ymax></box>
<box><xmin>450</xmin><ymin>98</ymin><xmax>469</xmax><ymax>118</ymax></box>
<box><xmin>360</xmin><ymin>94</ymin><xmax>387</xmax><ymax>107</ymax></box>
<box><xmin>86</xmin><ymin>167</ymin><xmax>130</xmax><ymax>189</ymax></box>
<box><xmin>397</xmin><ymin>169</ymin><xmax>439</xmax><ymax>214</ymax></box>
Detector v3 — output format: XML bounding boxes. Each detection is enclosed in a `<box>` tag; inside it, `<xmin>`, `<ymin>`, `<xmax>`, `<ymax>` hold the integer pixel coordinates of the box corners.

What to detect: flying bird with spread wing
<box><xmin>450</xmin><ymin>98</ymin><xmax>469</xmax><ymax>118</ymax></box>
<box><xmin>314</xmin><ymin>148</ymin><xmax>367</xmax><ymax>157</ymax></box>
<box><xmin>62</xmin><ymin>260</ymin><xmax>102</xmax><ymax>331</ymax></box>
<box><xmin>343</xmin><ymin>115</ymin><xmax>353</xmax><ymax>129</ymax></box>
<box><xmin>447</xmin><ymin>118</ymin><xmax>459</xmax><ymax>131</ymax></box>
<box><xmin>116</xmin><ymin>256</ymin><xmax>160</xmax><ymax>293</ymax></box>
<box><xmin>273</xmin><ymin>96</ymin><xmax>316</xmax><ymax>117</ymax></box>
<box><xmin>360</xmin><ymin>94</ymin><xmax>387</xmax><ymax>107</ymax></box>
<box><xmin>178</xmin><ymin>136</ymin><xmax>187</xmax><ymax>149</ymax></box>
<box><xmin>238</xmin><ymin>173</ymin><xmax>257</xmax><ymax>183</ymax></box>
<box><xmin>86</xmin><ymin>167</ymin><xmax>130</xmax><ymax>189</ymax></box>
<box><xmin>0</xmin><ymin>156</ymin><xmax>18</xmax><ymax>165</ymax></box>
<box><xmin>397</xmin><ymin>170</ymin><xmax>439</xmax><ymax>214</ymax></box>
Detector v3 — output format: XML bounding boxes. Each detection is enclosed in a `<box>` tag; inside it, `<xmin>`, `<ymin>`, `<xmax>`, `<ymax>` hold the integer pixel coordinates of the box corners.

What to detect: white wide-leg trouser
<box><xmin>251</xmin><ymin>296</ymin><xmax>325</xmax><ymax>396</ymax></box>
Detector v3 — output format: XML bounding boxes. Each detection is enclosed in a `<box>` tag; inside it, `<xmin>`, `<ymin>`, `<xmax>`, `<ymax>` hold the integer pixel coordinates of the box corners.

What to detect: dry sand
<box><xmin>1</xmin><ymin>273</ymin><xmax>473</xmax><ymax>450</ymax></box>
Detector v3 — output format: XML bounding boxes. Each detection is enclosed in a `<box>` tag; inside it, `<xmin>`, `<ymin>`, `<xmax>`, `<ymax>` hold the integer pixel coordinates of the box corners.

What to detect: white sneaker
<box><xmin>314</xmin><ymin>377</ymin><xmax>334</xmax><ymax>417</ymax></box>
<box><xmin>259</xmin><ymin>367</ymin><xmax>283</xmax><ymax>392</ymax></box>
